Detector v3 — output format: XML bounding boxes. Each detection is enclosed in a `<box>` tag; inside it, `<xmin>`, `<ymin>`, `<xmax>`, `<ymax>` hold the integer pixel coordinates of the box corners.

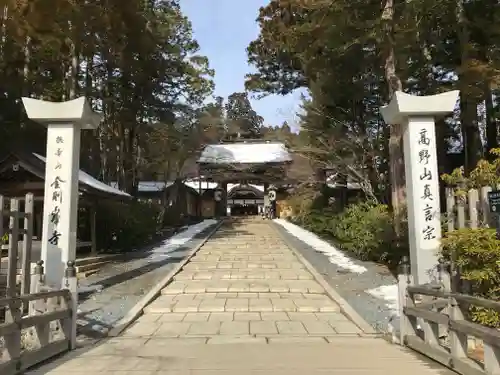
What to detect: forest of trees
<box><xmin>242</xmin><ymin>0</ymin><xmax>500</xmax><ymax>316</ymax></box>
<box><xmin>0</xmin><ymin>1</ymin><xmax>212</xmax><ymax>193</ymax></box>
<box><xmin>5</xmin><ymin>0</ymin><xmax>500</xmax><ymax>303</ymax></box>
<box><xmin>0</xmin><ymin>0</ymin><xmax>281</xmax><ymax>195</ymax></box>
<box><xmin>7</xmin><ymin>0</ymin><xmax>499</xmax><ymax>207</ymax></box>
<box><xmin>245</xmin><ymin>0</ymin><xmax>500</xmax><ymax>212</ymax></box>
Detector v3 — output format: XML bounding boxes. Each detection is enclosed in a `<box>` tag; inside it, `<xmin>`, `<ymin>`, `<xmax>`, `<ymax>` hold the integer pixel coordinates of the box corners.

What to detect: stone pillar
<box><xmin>263</xmin><ymin>182</ymin><xmax>269</xmax><ymax>210</ymax></box>
<box><xmin>222</xmin><ymin>182</ymin><xmax>228</xmax><ymax>217</ymax></box>
<box><xmin>214</xmin><ymin>186</ymin><xmax>223</xmax><ymax>218</ymax></box>
<box><xmin>22</xmin><ymin>97</ymin><xmax>102</xmax><ymax>288</ymax></box>
<box><xmin>268</xmin><ymin>185</ymin><xmax>277</xmax><ymax>219</ymax></box>
<box><xmin>380</xmin><ymin>90</ymin><xmax>459</xmax><ymax>285</ymax></box>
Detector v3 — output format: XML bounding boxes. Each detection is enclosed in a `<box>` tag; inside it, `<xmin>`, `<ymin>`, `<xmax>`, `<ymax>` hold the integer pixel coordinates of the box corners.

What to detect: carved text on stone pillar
<box><xmin>417</xmin><ymin>127</ymin><xmax>438</xmax><ymax>242</ymax></box>
<box><xmin>48</xmin><ymin>135</ymin><xmax>65</xmax><ymax>246</ymax></box>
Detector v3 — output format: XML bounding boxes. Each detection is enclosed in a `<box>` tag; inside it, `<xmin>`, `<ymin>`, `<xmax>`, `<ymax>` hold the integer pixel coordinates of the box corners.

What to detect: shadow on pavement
<box><xmin>78</xmin><ymin>223</ymin><xmax>220</xmax><ymax>297</ymax></box>
<box><xmin>27</xmin><ymin>217</ymin><xmax>261</xmax><ymax>374</ymax></box>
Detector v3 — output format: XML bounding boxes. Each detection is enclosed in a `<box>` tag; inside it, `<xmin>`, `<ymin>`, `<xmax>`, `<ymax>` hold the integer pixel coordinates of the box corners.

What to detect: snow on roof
<box><xmin>198</xmin><ymin>142</ymin><xmax>292</xmax><ymax>164</ymax></box>
<box><xmin>326</xmin><ymin>174</ymin><xmax>362</xmax><ymax>189</ymax></box>
<box><xmin>110</xmin><ymin>180</ymin><xmax>216</xmax><ymax>194</ymax></box>
<box><xmin>139</xmin><ymin>181</ymin><xmax>173</xmax><ymax>192</ymax></box>
<box><xmin>33</xmin><ymin>153</ymin><xmax>130</xmax><ymax>197</ymax></box>
<box><xmin>110</xmin><ymin>181</ymin><xmax>174</xmax><ymax>193</ymax></box>
<box><xmin>184</xmin><ymin>180</ymin><xmax>218</xmax><ymax>190</ymax></box>
<box><xmin>227</xmin><ymin>183</ymin><xmax>264</xmax><ymax>194</ymax></box>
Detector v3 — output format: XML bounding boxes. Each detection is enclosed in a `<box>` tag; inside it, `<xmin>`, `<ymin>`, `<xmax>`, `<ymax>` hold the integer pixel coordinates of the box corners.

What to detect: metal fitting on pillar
<box><xmin>64</xmin><ymin>260</ymin><xmax>76</xmax><ymax>278</ymax></box>
<box><xmin>35</xmin><ymin>260</ymin><xmax>45</xmax><ymax>283</ymax></box>
<box><xmin>437</xmin><ymin>258</ymin><xmax>447</xmax><ymax>278</ymax></box>
<box><xmin>399</xmin><ymin>255</ymin><xmax>413</xmax><ymax>285</ymax></box>
<box><xmin>398</xmin><ymin>255</ymin><xmax>410</xmax><ymax>276</ymax></box>
<box><xmin>437</xmin><ymin>257</ymin><xmax>451</xmax><ymax>292</ymax></box>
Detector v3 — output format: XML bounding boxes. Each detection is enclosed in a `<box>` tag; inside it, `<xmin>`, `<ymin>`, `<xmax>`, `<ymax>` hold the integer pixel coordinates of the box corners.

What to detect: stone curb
<box><xmin>270</xmin><ymin>221</ymin><xmax>377</xmax><ymax>335</ymax></box>
<box><xmin>108</xmin><ymin>219</ymin><xmax>225</xmax><ymax>337</ymax></box>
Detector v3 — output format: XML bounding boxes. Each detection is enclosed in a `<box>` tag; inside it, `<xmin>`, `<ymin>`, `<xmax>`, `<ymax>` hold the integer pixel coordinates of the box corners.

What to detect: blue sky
<box><xmin>179</xmin><ymin>0</ymin><xmax>303</xmax><ymax>130</ymax></box>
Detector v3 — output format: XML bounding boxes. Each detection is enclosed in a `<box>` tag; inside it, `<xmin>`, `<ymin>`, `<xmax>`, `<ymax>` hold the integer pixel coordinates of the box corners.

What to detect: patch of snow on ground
<box><xmin>273</xmin><ymin>219</ymin><xmax>367</xmax><ymax>274</ymax></box>
<box><xmin>367</xmin><ymin>284</ymin><xmax>399</xmax><ymax>315</ymax></box>
<box><xmin>147</xmin><ymin>219</ymin><xmax>218</xmax><ymax>261</ymax></box>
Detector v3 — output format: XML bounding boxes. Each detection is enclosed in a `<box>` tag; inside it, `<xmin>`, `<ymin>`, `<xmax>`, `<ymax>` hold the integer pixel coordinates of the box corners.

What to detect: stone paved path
<box><xmin>128</xmin><ymin>218</ymin><xmax>362</xmax><ymax>342</ymax></box>
<box><xmin>75</xmin><ymin>224</ymin><xmax>215</xmax><ymax>339</ymax></box>
<box><xmin>30</xmin><ymin>218</ymin><xmax>452</xmax><ymax>374</ymax></box>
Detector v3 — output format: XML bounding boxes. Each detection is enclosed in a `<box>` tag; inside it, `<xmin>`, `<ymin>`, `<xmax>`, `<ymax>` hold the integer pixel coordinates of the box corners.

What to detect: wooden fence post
<box><xmin>62</xmin><ymin>260</ymin><xmax>78</xmax><ymax>350</ymax></box>
<box><xmin>448</xmin><ymin>295</ymin><xmax>468</xmax><ymax>361</ymax></box>
<box><xmin>7</xmin><ymin>198</ymin><xmax>20</xmax><ymax>297</ymax></box>
<box><xmin>4</xmin><ymin>198</ymin><xmax>22</xmax><ymax>367</ymax></box>
<box><xmin>456</xmin><ymin>198</ymin><xmax>466</xmax><ymax>229</ymax></box>
<box><xmin>438</xmin><ymin>259</ymin><xmax>450</xmax><ymax>340</ymax></box>
<box><xmin>446</xmin><ymin>187</ymin><xmax>455</xmax><ymax>232</ymax></box>
<box><xmin>480</xmin><ymin>186</ymin><xmax>492</xmax><ymax>227</ymax></box>
<box><xmin>21</xmin><ymin>193</ymin><xmax>34</xmax><ymax>295</ymax></box>
<box><xmin>467</xmin><ymin>189</ymin><xmax>479</xmax><ymax>229</ymax></box>
<box><xmin>30</xmin><ymin>260</ymin><xmax>45</xmax><ymax>315</ymax></box>
<box><xmin>397</xmin><ymin>256</ymin><xmax>416</xmax><ymax>345</ymax></box>
<box><xmin>32</xmin><ymin>260</ymin><xmax>50</xmax><ymax>349</ymax></box>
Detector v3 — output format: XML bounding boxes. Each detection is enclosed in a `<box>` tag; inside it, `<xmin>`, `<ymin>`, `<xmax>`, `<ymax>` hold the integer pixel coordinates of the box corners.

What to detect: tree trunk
<box><xmin>457</xmin><ymin>0</ymin><xmax>483</xmax><ymax>173</ymax></box>
<box><xmin>0</xmin><ymin>5</ymin><xmax>8</xmax><ymax>59</ymax></box>
<box><xmin>19</xmin><ymin>33</ymin><xmax>30</xmax><ymax>129</ymax></box>
<box><xmin>117</xmin><ymin>122</ymin><xmax>126</xmax><ymax>190</ymax></box>
<box><xmin>382</xmin><ymin>0</ymin><xmax>405</xmax><ymax>234</ymax></box>
<box><xmin>99</xmin><ymin>63</ymin><xmax>113</xmax><ymax>182</ymax></box>
<box><xmin>84</xmin><ymin>54</ymin><xmax>101</xmax><ymax>175</ymax></box>
<box><xmin>68</xmin><ymin>21</ymin><xmax>79</xmax><ymax>100</ymax></box>
<box><xmin>22</xmin><ymin>35</ymin><xmax>30</xmax><ymax>96</ymax></box>
<box><xmin>485</xmin><ymin>81</ymin><xmax>497</xmax><ymax>156</ymax></box>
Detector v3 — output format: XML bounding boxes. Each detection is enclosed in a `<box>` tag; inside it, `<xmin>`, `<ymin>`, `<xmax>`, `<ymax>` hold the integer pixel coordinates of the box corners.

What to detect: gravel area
<box><xmin>272</xmin><ymin>222</ymin><xmax>399</xmax><ymax>334</ymax></box>
<box><xmin>75</xmin><ymin>222</ymin><xmax>218</xmax><ymax>341</ymax></box>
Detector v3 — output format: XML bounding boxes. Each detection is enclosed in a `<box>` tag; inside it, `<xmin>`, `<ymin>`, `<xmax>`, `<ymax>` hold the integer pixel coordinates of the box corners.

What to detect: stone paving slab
<box><xmin>159</xmin><ymin>280</ymin><xmax>325</xmax><ymax>293</ymax></box>
<box><xmin>134</xmin><ymin>218</ymin><xmax>366</xmax><ymax>343</ymax></box>
<box><xmin>29</xmin><ymin>337</ymin><xmax>453</xmax><ymax>374</ymax></box>
<box><xmin>174</xmin><ymin>270</ymin><xmax>313</xmax><ymax>280</ymax></box>
<box><xmin>27</xmin><ymin>218</ymin><xmax>454</xmax><ymax>374</ymax></box>
<box><xmin>183</xmin><ymin>261</ymin><xmax>305</xmax><ymax>270</ymax></box>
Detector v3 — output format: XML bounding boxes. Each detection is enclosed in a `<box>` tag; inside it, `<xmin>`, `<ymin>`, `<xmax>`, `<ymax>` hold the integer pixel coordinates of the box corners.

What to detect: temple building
<box><xmin>196</xmin><ymin>137</ymin><xmax>293</xmax><ymax>217</ymax></box>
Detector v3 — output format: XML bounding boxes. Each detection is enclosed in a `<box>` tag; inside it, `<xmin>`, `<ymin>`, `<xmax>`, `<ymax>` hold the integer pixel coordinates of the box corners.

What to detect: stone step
<box><xmin>75</xmin><ymin>253</ymin><xmax>122</xmax><ymax>267</ymax></box>
<box><xmin>76</xmin><ymin>260</ymin><xmax>111</xmax><ymax>274</ymax></box>
<box><xmin>191</xmin><ymin>256</ymin><xmax>297</xmax><ymax>262</ymax></box>
<box><xmin>182</xmin><ymin>262</ymin><xmax>305</xmax><ymax>271</ymax></box>
<box><xmin>161</xmin><ymin>280</ymin><xmax>325</xmax><ymax>294</ymax></box>
<box><xmin>144</xmin><ymin>295</ymin><xmax>340</xmax><ymax>314</ymax></box>
<box><xmin>173</xmin><ymin>271</ymin><xmax>313</xmax><ymax>281</ymax></box>
<box><xmin>77</xmin><ymin>269</ymin><xmax>100</xmax><ymax>279</ymax></box>
<box><xmin>154</xmin><ymin>292</ymin><xmax>332</xmax><ymax>300</ymax></box>
<box><xmin>196</xmin><ymin>250</ymin><xmax>290</xmax><ymax>254</ymax></box>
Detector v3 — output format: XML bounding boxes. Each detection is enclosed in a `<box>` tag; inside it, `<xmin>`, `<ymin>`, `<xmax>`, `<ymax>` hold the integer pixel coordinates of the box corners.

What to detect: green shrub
<box><xmin>299</xmin><ymin>208</ymin><xmax>337</xmax><ymax>237</ymax></box>
<box><xmin>294</xmin><ymin>201</ymin><xmax>407</xmax><ymax>266</ymax></box>
<box><xmin>441</xmin><ymin>228</ymin><xmax>500</xmax><ymax>327</ymax></box>
<box><xmin>95</xmin><ymin>200</ymin><xmax>162</xmax><ymax>252</ymax></box>
<box><xmin>329</xmin><ymin>202</ymin><xmax>403</xmax><ymax>263</ymax></box>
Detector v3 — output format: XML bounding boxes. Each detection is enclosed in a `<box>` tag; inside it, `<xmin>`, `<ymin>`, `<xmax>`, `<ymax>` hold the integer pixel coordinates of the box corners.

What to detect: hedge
<box><xmin>95</xmin><ymin>200</ymin><xmax>163</xmax><ymax>252</ymax></box>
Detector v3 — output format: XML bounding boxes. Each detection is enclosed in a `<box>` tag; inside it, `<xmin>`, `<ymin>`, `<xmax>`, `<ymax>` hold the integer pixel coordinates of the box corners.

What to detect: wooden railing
<box><xmin>0</xmin><ymin>195</ymin><xmax>78</xmax><ymax>375</ymax></box>
<box><xmin>0</xmin><ymin>260</ymin><xmax>77</xmax><ymax>375</ymax></box>
<box><xmin>445</xmin><ymin>186</ymin><xmax>494</xmax><ymax>230</ymax></box>
<box><xmin>398</xmin><ymin>257</ymin><xmax>500</xmax><ymax>375</ymax></box>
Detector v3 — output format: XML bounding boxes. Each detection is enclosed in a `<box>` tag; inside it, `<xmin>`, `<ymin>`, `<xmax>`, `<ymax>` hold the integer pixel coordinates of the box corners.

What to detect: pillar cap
<box><xmin>380</xmin><ymin>90</ymin><xmax>459</xmax><ymax>125</ymax></box>
<box><xmin>22</xmin><ymin>96</ymin><xmax>102</xmax><ymax>129</ymax></box>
